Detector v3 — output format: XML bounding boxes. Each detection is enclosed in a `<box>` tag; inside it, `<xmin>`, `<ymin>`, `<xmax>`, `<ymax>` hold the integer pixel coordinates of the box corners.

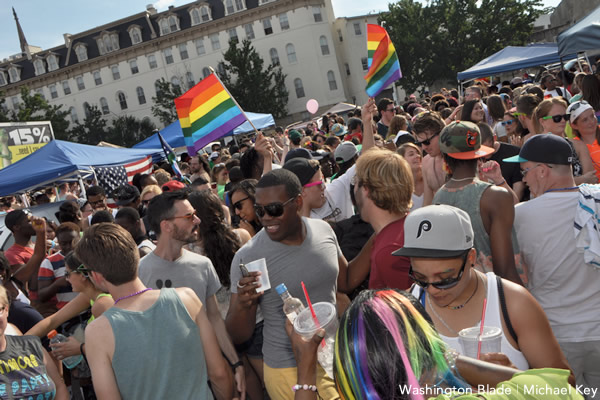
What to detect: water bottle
<box><xmin>276</xmin><ymin>283</ymin><xmax>305</xmax><ymax>323</ymax></box>
<box><xmin>47</xmin><ymin>330</ymin><xmax>83</xmax><ymax>369</ymax></box>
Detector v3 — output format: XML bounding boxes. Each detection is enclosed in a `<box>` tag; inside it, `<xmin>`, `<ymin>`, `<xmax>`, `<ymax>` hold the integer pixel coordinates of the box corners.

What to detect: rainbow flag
<box><xmin>174</xmin><ymin>73</ymin><xmax>246</xmax><ymax>155</ymax></box>
<box><xmin>364</xmin><ymin>24</ymin><xmax>402</xmax><ymax>97</ymax></box>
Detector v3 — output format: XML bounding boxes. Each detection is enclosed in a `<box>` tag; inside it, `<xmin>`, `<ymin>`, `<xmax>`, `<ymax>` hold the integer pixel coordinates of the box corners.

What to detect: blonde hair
<box><xmin>532</xmin><ymin>97</ymin><xmax>568</xmax><ymax>134</ymax></box>
<box><xmin>140</xmin><ymin>184</ymin><xmax>162</xmax><ymax>200</ymax></box>
<box><xmin>355</xmin><ymin>148</ymin><xmax>414</xmax><ymax>214</ymax></box>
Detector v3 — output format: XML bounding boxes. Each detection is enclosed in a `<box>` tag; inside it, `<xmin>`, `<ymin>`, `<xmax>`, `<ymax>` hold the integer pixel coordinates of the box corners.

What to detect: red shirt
<box><xmin>5</xmin><ymin>244</ymin><xmax>39</xmax><ymax>300</ymax></box>
<box><xmin>369</xmin><ymin>218</ymin><xmax>412</xmax><ymax>290</ymax></box>
<box><xmin>344</xmin><ymin>132</ymin><xmax>362</xmax><ymax>144</ymax></box>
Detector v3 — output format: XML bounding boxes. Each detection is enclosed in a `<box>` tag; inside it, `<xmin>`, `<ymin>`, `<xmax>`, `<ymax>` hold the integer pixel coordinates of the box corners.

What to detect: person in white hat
<box><xmin>397</xmin><ymin>205</ymin><xmax>574</xmax><ymax>381</ymax></box>
<box><xmin>568</xmin><ymin>100</ymin><xmax>600</xmax><ymax>181</ymax></box>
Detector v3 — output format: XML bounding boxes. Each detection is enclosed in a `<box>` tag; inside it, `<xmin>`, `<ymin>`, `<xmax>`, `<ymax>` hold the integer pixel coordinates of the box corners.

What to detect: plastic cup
<box><xmin>458</xmin><ymin>326</ymin><xmax>502</xmax><ymax>358</ymax></box>
<box><xmin>293</xmin><ymin>302</ymin><xmax>338</xmax><ymax>378</ymax></box>
<box><xmin>245</xmin><ymin>258</ymin><xmax>271</xmax><ymax>291</ymax></box>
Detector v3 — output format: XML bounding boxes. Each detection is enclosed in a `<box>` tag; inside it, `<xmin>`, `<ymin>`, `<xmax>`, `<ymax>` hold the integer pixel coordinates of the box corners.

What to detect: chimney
<box><xmin>168</xmin><ymin>5</ymin><xmax>175</xmax><ymax>10</ymax></box>
<box><xmin>146</xmin><ymin>4</ymin><xmax>157</xmax><ymax>15</ymax></box>
<box><xmin>63</xmin><ymin>33</ymin><xmax>72</xmax><ymax>47</ymax></box>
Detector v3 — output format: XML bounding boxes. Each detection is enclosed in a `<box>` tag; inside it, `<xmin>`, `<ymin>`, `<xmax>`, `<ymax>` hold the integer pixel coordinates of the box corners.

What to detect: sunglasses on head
<box><xmin>416</xmin><ymin>132</ymin><xmax>439</xmax><ymax>146</ymax></box>
<box><xmin>409</xmin><ymin>252</ymin><xmax>468</xmax><ymax>290</ymax></box>
<box><xmin>542</xmin><ymin>114</ymin><xmax>570</xmax><ymax>123</ymax></box>
<box><xmin>254</xmin><ymin>196</ymin><xmax>297</xmax><ymax>218</ymax></box>
<box><xmin>233</xmin><ymin>196</ymin><xmax>250</xmax><ymax>211</ymax></box>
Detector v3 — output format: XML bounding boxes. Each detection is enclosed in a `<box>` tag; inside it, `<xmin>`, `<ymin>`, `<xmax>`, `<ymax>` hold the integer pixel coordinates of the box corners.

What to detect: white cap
<box><xmin>210</xmin><ymin>151</ymin><xmax>220</xmax><ymax>159</ymax></box>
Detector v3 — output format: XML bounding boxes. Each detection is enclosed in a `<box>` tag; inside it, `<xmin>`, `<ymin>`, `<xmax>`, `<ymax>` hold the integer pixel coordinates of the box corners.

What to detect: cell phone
<box><xmin>239</xmin><ymin>263</ymin><xmax>250</xmax><ymax>277</ymax></box>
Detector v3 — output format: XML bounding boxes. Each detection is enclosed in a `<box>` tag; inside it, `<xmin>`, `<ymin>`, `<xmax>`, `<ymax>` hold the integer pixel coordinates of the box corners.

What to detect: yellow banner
<box><xmin>0</xmin><ymin>143</ymin><xmax>47</xmax><ymax>170</ymax></box>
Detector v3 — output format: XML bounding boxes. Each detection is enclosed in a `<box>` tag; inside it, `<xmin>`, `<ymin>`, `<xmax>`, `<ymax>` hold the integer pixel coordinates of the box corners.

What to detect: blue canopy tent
<box><xmin>557</xmin><ymin>5</ymin><xmax>600</xmax><ymax>57</ymax></box>
<box><xmin>457</xmin><ymin>43</ymin><xmax>577</xmax><ymax>81</ymax></box>
<box><xmin>133</xmin><ymin>111</ymin><xmax>275</xmax><ymax>150</ymax></box>
<box><xmin>0</xmin><ymin>140</ymin><xmax>163</xmax><ymax>196</ymax></box>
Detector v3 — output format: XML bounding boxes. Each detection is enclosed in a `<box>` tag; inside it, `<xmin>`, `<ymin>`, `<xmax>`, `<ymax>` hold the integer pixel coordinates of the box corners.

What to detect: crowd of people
<box><xmin>0</xmin><ymin>60</ymin><xmax>598</xmax><ymax>400</ymax></box>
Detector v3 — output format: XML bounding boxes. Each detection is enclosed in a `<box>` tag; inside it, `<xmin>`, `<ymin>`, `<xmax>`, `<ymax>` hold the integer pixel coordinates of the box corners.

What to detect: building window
<box><xmin>195</xmin><ymin>39</ymin><xmax>206</xmax><ymax>55</ymax></box>
<box><xmin>354</xmin><ymin>22</ymin><xmax>362</xmax><ymax>35</ymax></box>
<box><xmin>159</xmin><ymin>19</ymin><xmax>169</xmax><ymax>35</ymax></box>
<box><xmin>225</xmin><ymin>0</ymin><xmax>235</xmax><ymax>14</ymax></box>
<box><xmin>228</xmin><ymin>28</ymin><xmax>238</xmax><ymax>44</ymax></box>
<box><xmin>327</xmin><ymin>70</ymin><xmax>337</xmax><ymax>90</ymax></box>
<box><xmin>83</xmin><ymin>102</ymin><xmax>92</xmax><ymax>119</ymax></box>
<box><xmin>320</xmin><ymin>36</ymin><xmax>330</xmax><ymax>56</ymax></box>
<box><xmin>93</xmin><ymin>71</ymin><xmax>102</xmax><ymax>86</ymax></box>
<box><xmin>11</xmin><ymin>97</ymin><xmax>19</xmax><ymax>109</ymax></box>
<box><xmin>179</xmin><ymin>44</ymin><xmax>189</xmax><ymax>60</ymax></box>
<box><xmin>186</xmin><ymin>72</ymin><xmax>195</xmax><ymax>88</ymax></box>
<box><xmin>286</xmin><ymin>43</ymin><xmax>297</xmax><ymax>64</ymax></box>
<box><xmin>118</xmin><ymin>91</ymin><xmax>128</xmax><ymax>110</ymax></box>
<box><xmin>96</xmin><ymin>32</ymin><xmax>119</xmax><ymax>55</ymax></box>
<box><xmin>190</xmin><ymin>8</ymin><xmax>201</xmax><ymax>25</ymax></box>
<box><xmin>190</xmin><ymin>6</ymin><xmax>212</xmax><ymax>24</ymax></box>
<box><xmin>202</xmin><ymin>67</ymin><xmax>210</xmax><ymax>78</ymax></box>
<box><xmin>70</xmin><ymin>107</ymin><xmax>79</xmax><ymax>124</ymax></box>
<box><xmin>76</xmin><ymin>76</ymin><xmax>85</xmax><ymax>91</ymax></box>
<box><xmin>279</xmin><ymin>13</ymin><xmax>289</xmax><ymax>30</ymax></box>
<box><xmin>294</xmin><ymin>78</ymin><xmax>305</xmax><ymax>98</ymax></box>
<box><xmin>62</xmin><ymin>81</ymin><xmax>71</xmax><ymax>95</ymax></box>
<box><xmin>129</xmin><ymin>60</ymin><xmax>139</xmax><ymax>75</ymax></box>
<box><xmin>130</xmin><ymin>26</ymin><xmax>142</xmax><ymax>44</ymax></box>
<box><xmin>47</xmin><ymin>55</ymin><xmax>59</xmax><ymax>71</ymax></box>
<box><xmin>224</xmin><ymin>0</ymin><xmax>245</xmax><ymax>15</ymax></box>
<box><xmin>210</xmin><ymin>34</ymin><xmax>220</xmax><ymax>51</ymax></box>
<box><xmin>201</xmin><ymin>6</ymin><xmax>211</xmax><ymax>22</ymax></box>
<box><xmin>163</xmin><ymin>48</ymin><xmax>174</xmax><ymax>64</ymax></box>
<box><xmin>35</xmin><ymin>88</ymin><xmax>45</xmax><ymax>100</ymax></box>
<box><xmin>235</xmin><ymin>0</ymin><xmax>245</xmax><ymax>11</ymax></box>
<box><xmin>100</xmin><ymin>97</ymin><xmax>109</xmax><ymax>114</ymax></box>
<box><xmin>169</xmin><ymin>16</ymin><xmax>179</xmax><ymax>32</ymax></box>
<box><xmin>137</xmin><ymin>87</ymin><xmax>146</xmax><ymax>105</ymax></box>
<box><xmin>171</xmin><ymin>76</ymin><xmax>181</xmax><ymax>91</ymax></box>
<box><xmin>313</xmin><ymin>6</ymin><xmax>323</xmax><ymax>22</ymax></box>
<box><xmin>345</xmin><ymin>63</ymin><xmax>350</xmax><ymax>75</ymax></box>
<box><xmin>49</xmin><ymin>85</ymin><xmax>58</xmax><ymax>99</ymax></box>
<box><xmin>338</xmin><ymin>29</ymin><xmax>343</xmax><ymax>42</ymax></box>
<box><xmin>33</xmin><ymin>59</ymin><xmax>46</xmax><ymax>76</ymax></box>
<box><xmin>148</xmin><ymin>54</ymin><xmax>158</xmax><ymax>69</ymax></box>
<box><xmin>155</xmin><ymin>80</ymin><xmax>162</xmax><ymax>96</ymax></box>
<box><xmin>0</xmin><ymin>72</ymin><xmax>6</xmax><ymax>86</ymax></box>
<box><xmin>159</xmin><ymin>15</ymin><xmax>180</xmax><ymax>35</ymax></box>
<box><xmin>75</xmin><ymin>44</ymin><xmax>88</xmax><ymax>62</ymax></box>
<box><xmin>269</xmin><ymin>48</ymin><xmax>279</xmax><ymax>65</ymax></box>
<box><xmin>111</xmin><ymin>65</ymin><xmax>120</xmax><ymax>80</ymax></box>
<box><xmin>217</xmin><ymin>63</ymin><xmax>226</xmax><ymax>77</ymax></box>
<box><xmin>244</xmin><ymin>24</ymin><xmax>255</xmax><ymax>40</ymax></box>
<box><xmin>262</xmin><ymin>18</ymin><xmax>273</xmax><ymax>35</ymax></box>
<box><xmin>8</xmin><ymin>67</ymin><xmax>20</xmax><ymax>83</ymax></box>
<box><xmin>361</xmin><ymin>57</ymin><xmax>368</xmax><ymax>71</ymax></box>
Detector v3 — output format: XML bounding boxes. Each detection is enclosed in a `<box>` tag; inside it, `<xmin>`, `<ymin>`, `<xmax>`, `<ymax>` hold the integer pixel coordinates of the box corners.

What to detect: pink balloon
<box><xmin>306</xmin><ymin>99</ymin><xmax>319</xmax><ymax>114</ymax></box>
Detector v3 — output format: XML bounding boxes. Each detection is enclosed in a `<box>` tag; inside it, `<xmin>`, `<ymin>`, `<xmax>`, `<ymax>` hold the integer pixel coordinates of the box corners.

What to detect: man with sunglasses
<box><xmin>542</xmin><ymin>74</ymin><xmax>571</xmax><ymax>101</ymax></box>
<box><xmin>376</xmin><ymin>98</ymin><xmax>395</xmax><ymax>138</ymax></box>
<box><xmin>413</xmin><ymin>112</ymin><xmax>446</xmax><ymax>206</ymax></box>
<box><xmin>140</xmin><ymin>190</ymin><xmax>245</xmax><ymax>397</ymax></box>
<box><xmin>399</xmin><ymin>205</ymin><xmax>573</xmax><ymax>376</ymax></box>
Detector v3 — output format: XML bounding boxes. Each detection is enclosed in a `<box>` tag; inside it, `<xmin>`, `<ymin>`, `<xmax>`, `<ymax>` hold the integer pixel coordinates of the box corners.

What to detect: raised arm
<box><xmin>26</xmin><ymin>292</ymin><xmax>91</xmax><ymax>337</ymax></box>
<box><xmin>11</xmin><ymin>217</ymin><xmax>46</xmax><ymax>286</ymax></box>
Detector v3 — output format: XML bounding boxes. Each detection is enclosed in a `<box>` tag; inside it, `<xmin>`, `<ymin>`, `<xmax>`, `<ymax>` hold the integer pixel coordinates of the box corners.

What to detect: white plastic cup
<box><xmin>458</xmin><ymin>326</ymin><xmax>502</xmax><ymax>358</ymax></box>
<box><xmin>293</xmin><ymin>302</ymin><xmax>338</xmax><ymax>378</ymax></box>
<box><xmin>245</xmin><ymin>258</ymin><xmax>271</xmax><ymax>291</ymax></box>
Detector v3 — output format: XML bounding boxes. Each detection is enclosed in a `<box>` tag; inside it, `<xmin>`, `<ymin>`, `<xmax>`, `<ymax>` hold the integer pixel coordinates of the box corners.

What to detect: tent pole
<box><xmin>584</xmin><ymin>52</ymin><xmax>592</xmax><ymax>70</ymax></box>
<box><xmin>78</xmin><ymin>174</ymin><xmax>86</xmax><ymax>198</ymax></box>
<box><xmin>576</xmin><ymin>53</ymin><xmax>583</xmax><ymax>70</ymax></box>
<box><xmin>20</xmin><ymin>194</ymin><xmax>30</xmax><ymax>208</ymax></box>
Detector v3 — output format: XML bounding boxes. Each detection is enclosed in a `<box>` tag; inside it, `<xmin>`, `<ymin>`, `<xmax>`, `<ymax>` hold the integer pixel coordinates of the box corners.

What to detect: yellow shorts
<box><xmin>263</xmin><ymin>362</ymin><xmax>340</xmax><ymax>400</ymax></box>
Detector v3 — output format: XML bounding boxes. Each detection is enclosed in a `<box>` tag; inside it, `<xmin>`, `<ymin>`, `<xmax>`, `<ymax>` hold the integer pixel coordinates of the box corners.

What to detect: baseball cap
<box><xmin>567</xmin><ymin>100</ymin><xmax>594</xmax><ymax>123</ymax></box>
<box><xmin>210</xmin><ymin>151</ymin><xmax>220</xmax><ymax>160</ymax></box>
<box><xmin>334</xmin><ymin>141</ymin><xmax>358</xmax><ymax>164</ymax></box>
<box><xmin>112</xmin><ymin>184</ymin><xmax>140</xmax><ymax>206</ymax></box>
<box><xmin>393</xmin><ymin>205</ymin><xmax>474</xmax><ymax>258</ymax></box>
<box><xmin>330</xmin><ymin>123</ymin><xmax>347</xmax><ymax>137</ymax></box>
<box><xmin>439</xmin><ymin>121</ymin><xmax>494</xmax><ymax>160</ymax></box>
<box><xmin>289</xmin><ymin>130</ymin><xmax>302</xmax><ymax>142</ymax></box>
<box><xmin>510</xmin><ymin>77</ymin><xmax>523</xmax><ymax>85</ymax></box>
<box><xmin>162</xmin><ymin>180</ymin><xmax>186</xmax><ymax>192</ymax></box>
<box><xmin>284</xmin><ymin>148</ymin><xmax>313</xmax><ymax>163</ymax></box>
<box><xmin>283</xmin><ymin>158</ymin><xmax>319</xmax><ymax>186</ymax></box>
<box><xmin>394</xmin><ymin>131</ymin><xmax>417</xmax><ymax>146</ymax></box>
<box><xmin>503</xmin><ymin>133</ymin><xmax>573</xmax><ymax>165</ymax></box>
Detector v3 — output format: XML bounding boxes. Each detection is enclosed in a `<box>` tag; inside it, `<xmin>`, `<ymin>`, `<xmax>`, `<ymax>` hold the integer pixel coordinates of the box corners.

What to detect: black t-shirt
<box><xmin>8</xmin><ymin>299</ymin><xmax>43</xmax><ymax>334</ymax></box>
<box><xmin>490</xmin><ymin>143</ymin><xmax>522</xmax><ymax>188</ymax></box>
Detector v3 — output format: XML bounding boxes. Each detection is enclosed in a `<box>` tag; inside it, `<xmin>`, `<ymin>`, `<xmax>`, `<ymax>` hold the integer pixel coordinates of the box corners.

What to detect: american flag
<box><xmin>93</xmin><ymin>156</ymin><xmax>152</xmax><ymax>196</ymax></box>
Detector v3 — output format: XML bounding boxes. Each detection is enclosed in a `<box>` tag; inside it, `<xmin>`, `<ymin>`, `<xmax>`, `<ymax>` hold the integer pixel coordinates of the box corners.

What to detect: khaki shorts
<box><xmin>263</xmin><ymin>362</ymin><xmax>340</xmax><ymax>400</ymax></box>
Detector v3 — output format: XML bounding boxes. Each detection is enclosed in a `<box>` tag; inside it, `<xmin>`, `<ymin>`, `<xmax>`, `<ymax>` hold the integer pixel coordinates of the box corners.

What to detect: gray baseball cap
<box><xmin>393</xmin><ymin>205</ymin><xmax>473</xmax><ymax>258</ymax></box>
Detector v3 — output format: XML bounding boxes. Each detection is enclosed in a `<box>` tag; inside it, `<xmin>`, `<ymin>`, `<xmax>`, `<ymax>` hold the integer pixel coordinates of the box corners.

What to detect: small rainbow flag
<box><xmin>174</xmin><ymin>73</ymin><xmax>246</xmax><ymax>155</ymax></box>
<box><xmin>364</xmin><ymin>24</ymin><xmax>402</xmax><ymax>97</ymax></box>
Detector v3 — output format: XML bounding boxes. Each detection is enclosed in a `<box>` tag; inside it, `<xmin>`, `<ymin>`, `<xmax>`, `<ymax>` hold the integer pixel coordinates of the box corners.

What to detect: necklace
<box><xmin>544</xmin><ymin>186</ymin><xmax>579</xmax><ymax>193</ymax></box>
<box><xmin>113</xmin><ymin>288</ymin><xmax>152</xmax><ymax>305</ymax></box>
<box><xmin>427</xmin><ymin>295</ymin><xmax>459</xmax><ymax>335</ymax></box>
<box><xmin>447</xmin><ymin>273</ymin><xmax>479</xmax><ymax>310</ymax></box>
<box><xmin>449</xmin><ymin>176</ymin><xmax>476</xmax><ymax>182</ymax></box>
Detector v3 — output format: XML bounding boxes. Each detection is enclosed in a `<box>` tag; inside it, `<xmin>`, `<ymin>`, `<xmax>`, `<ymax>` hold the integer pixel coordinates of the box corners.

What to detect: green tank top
<box><xmin>88</xmin><ymin>293</ymin><xmax>112</xmax><ymax>323</ymax></box>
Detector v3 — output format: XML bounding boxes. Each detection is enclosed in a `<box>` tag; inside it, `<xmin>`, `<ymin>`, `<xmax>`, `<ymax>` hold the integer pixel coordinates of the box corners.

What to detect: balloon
<box><xmin>306</xmin><ymin>99</ymin><xmax>319</xmax><ymax>114</ymax></box>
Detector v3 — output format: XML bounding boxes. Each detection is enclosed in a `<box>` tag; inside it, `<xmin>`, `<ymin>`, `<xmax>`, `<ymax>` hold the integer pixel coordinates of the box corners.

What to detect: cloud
<box><xmin>153</xmin><ymin>0</ymin><xmax>177</xmax><ymax>10</ymax></box>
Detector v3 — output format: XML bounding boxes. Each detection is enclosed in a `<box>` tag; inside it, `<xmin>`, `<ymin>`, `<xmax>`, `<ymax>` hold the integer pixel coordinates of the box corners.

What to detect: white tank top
<box><xmin>411</xmin><ymin>272</ymin><xmax>529</xmax><ymax>370</ymax></box>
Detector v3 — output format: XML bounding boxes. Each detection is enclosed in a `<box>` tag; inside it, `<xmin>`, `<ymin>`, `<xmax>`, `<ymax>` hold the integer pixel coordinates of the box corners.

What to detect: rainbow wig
<box><xmin>333</xmin><ymin>289</ymin><xmax>451</xmax><ymax>400</ymax></box>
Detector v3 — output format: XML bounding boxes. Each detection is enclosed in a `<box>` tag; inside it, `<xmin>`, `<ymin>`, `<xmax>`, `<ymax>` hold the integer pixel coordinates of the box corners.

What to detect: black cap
<box><xmin>283</xmin><ymin>158</ymin><xmax>319</xmax><ymax>186</ymax></box>
<box><xmin>112</xmin><ymin>184</ymin><xmax>141</xmax><ymax>206</ymax></box>
<box><xmin>503</xmin><ymin>134</ymin><xmax>573</xmax><ymax>165</ymax></box>
<box><xmin>284</xmin><ymin>148</ymin><xmax>313</xmax><ymax>163</ymax></box>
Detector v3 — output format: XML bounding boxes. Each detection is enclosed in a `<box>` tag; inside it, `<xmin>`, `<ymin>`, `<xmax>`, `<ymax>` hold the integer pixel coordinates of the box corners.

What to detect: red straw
<box><xmin>476</xmin><ymin>298</ymin><xmax>488</xmax><ymax>360</ymax></box>
<box><xmin>301</xmin><ymin>281</ymin><xmax>325</xmax><ymax>348</ymax></box>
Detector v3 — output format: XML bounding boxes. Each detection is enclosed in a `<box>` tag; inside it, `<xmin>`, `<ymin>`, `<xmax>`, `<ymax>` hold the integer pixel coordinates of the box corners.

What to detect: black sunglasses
<box><xmin>416</xmin><ymin>133</ymin><xmax>439</xmax><ymax>146</ymax></box>
<box><xmin>409</xmin><ymin>253</ymin><xmax>468</xmax><ymax>290</ymax></box>
<box><xmin>542</xmin><ymin>114</ymin><xmax>570</xmax><ymax>123</ymax></box>
<box><xmin>233</xmin><ymin>196</ymin><xmax>250</xmax><ymax>211</ymax></box>
<box><xmin>254</xmin><ymin>196</ymin><xmax>297</xmax><ymax>218</ymax></box>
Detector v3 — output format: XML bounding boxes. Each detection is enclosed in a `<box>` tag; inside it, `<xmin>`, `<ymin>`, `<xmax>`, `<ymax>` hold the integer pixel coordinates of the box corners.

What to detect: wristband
<box><xmin>292</xmin><ymin>384</ymin><xmax>317</xmax><ymax>392</ymax></box>
<box><xmin>230</xmin><ymin>360</ymin><xmax>243</xmax><ymax>371</ymax></box>
<box><xmin>495</xmin><ymin>179</ymin><xmax>506</xmax><ymax>186</ymax></box>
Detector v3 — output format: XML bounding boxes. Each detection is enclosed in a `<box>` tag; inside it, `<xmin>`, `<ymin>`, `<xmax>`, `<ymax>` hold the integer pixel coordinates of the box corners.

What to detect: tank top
<box><xmin>102</xmin><ymin>288</ymin><xmax>213</xmax><ymax>400</ymax></box>
<box><xmin>573</xmin><ymin>135</ymin><xmax>600</xmax><ymax>180</ymax></box>
<box><xmin>411</xmin><ymin>273</ymin><xmax>529</xmax><ymax>370</ymax></box>
<box><xmin>88</xmin><ymin>293</ymin><xmax>112</xmax><ymax>323</ymax></box>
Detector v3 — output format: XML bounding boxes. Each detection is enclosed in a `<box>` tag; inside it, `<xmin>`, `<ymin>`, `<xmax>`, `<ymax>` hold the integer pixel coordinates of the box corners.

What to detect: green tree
<box><xmin>381</xmin><ymin>0</ymin><xmax>543</xmax><ymax>93</ymax></box>
<box><xmin>68</xmin><ymin>105</ymin><xmax>108</xmax><ymax>144</ymax></box>
<box><xmin>219</xmin><ymin>39</ymin><xmax>288</xmax><ymax>119</ymax></box>
<box><xmin>107</xmin><ymin>115</ymin><xmax>157</xmax><ymax>147</ymax></box>
<box><xmin>151</xmin><ymin>78</ymin><xmax>182</xmax><ymax>126</ymax></box>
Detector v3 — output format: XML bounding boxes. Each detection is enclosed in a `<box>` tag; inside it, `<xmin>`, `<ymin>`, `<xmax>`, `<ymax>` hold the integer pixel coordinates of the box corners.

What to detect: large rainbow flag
<box><xmin>364</xmin><ymin>24</ymin><xmax>402</xmax><ymax>97</ymax></box>
<box><xmin>174</xmin><ymin>73</ymin><xmax>246</xmax><ymax>155</ymax></box>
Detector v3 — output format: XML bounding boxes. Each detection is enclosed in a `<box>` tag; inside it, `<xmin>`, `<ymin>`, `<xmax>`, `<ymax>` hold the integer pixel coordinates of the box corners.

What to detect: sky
<box><xmin>0</xmin><ymin>0</ymin><xmax>563</xmax><ymax>61</ymax></box>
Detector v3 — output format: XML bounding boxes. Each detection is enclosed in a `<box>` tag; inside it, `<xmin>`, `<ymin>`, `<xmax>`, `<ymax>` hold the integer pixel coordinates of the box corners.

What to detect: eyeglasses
<box><xmin>542</xmin><ymin>114</ymin><xmax>570</xmax><ymax>123</ymax></box>
<box><xmin>521</xmin><ymin>163</ymin><xmax>552</xmax><ymax>178</ymax></box>
<box><xmin>214</xmin><ymin>163</ymin><xmax>225</xmax><ymax>168</ymax></box>
<box><xmin>304</xmin><ymin>180</ymin><xmax>324</xmax><ymax>189</ymax></box>
<box><xmin>233</xmin><ymin>196</ymin><xmax>250</xmax><ymax>211</ymax></box>
<box><xmin>500</xmin><ymin>120</ymin><xmax>515</xmax><ymax>126</ymax></box>
<box><xmin>568</xmin><ymin>100</ymin><xmax>590</xmax><ymax>115</ymax></box>
<box><xmin>89</xmin><ymin>199</ymin><xmax>105</xmax><ymax>206</ymax></box>
<box><xmin>416</xmin><ymin>132</ymin><xmax>439</xmax><ymax>146</ymax></box>
<box><xmin>65</xmin><ymin>264</ymin><xmax>90</xmax><ymax>278</ymax></box>
<box><xmin>512</xmin><ymin>112</ymin><xmax>526</xmax><ymax>117</ymax></box>
<box><xmin>167</xmin><ymin>212</ymin><xmax>197</xmax><ymax>222</ymax></box>
<box><xmin>409</xmin><ymin>254</ymin><xmax>468</xmax><ymax>290</ymax></box>
<box><xmin>254</xmin><ymin>196</ymin><xmax>297</xmax><ymax>218</ymax></box>
<box><xmin>386</xmin><ymin>108</ymin><xmax>396</xmax><ymax>113</ymax></box>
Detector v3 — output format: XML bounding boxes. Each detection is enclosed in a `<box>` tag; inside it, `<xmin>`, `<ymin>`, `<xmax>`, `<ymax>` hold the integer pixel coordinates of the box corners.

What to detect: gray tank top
<box><xmin>103</xmin><ymin>288</ymin><xmax>213</xmax><ymax>400</ymax></box>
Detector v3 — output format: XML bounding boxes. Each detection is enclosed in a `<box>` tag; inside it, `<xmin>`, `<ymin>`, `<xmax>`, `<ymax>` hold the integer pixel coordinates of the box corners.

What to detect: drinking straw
<box><xmin>476</xmin><ymin>298</ymin><xmax>488</xmax><ymax>360</ymax></box>
<box><xmin>301</xmin><ymin>281</ymin><xmax>325</xmax><ymax>348</ymax></box>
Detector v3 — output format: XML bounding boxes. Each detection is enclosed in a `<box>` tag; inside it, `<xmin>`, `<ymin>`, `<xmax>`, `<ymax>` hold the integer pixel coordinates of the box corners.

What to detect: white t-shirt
<box><xmin>544</xmin><ymin>87</ymin><xmax>571</xmax><ymax>101</ymax></box>
<box><xmin>514</xmin><ymin>192</ymin><xmax>600</xmax><ymax>342</ymax></box>
<box><xmin>310</xmin><ymin>164</ymin><xmax>355</xmax><ymax>222</ymax></box>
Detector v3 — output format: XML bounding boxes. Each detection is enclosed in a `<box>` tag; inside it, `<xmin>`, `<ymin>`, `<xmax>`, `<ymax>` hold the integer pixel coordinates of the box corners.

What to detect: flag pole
<box><xmin>209</xmin><ymin>66</ymin><xmax>262</xmax><ymax>137</ymax></box>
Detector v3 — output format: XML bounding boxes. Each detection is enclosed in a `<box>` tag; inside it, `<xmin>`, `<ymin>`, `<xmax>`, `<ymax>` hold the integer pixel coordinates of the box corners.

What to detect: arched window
<box><xmin>294</xmin><ymin>78</ymin><xmax>305</xmax><ymax>98</ymax></box>
<box><xmin>83</xmin><ymin>102</ymin><xmax>91</xmax><ymax>119</ymax></box>
<box><xmin>201</xmin><ymin>6</ymin><xmax>211</xmax><ymax>22</ymax></box>
<box><xmin>171</xmin><ymin>76</ymin><xmax>181</xmax><ymax>91</ymax></box>
<box><xmin>137</xmin><ymin>87</ymin><xmax>146</xmax><ymax>105</ymax></box>
<box><xmin>159</xmin><ymin>19</ymin><xmax>170</xmax><ymax>35</ymax></box>
<box><xmin>169</xmin><ymin>16</ymin><xmax>179</xmax><ymax>32</ymax></box>
<box><xmin>327</xmin><ymin>70</ymin><xmax>337</xmax><ymax>91</ymax></box>
<box><xmin>190</xmin><ymin>8</ymin><xmax>201</xmax><ymax>25</ymax></box>
<box><xmin>33</xmin><ymin>59</ymin><xmax>46</xmax><ymax>75</ymax></box>
<box><xmin>225</xmin><ymin>0</ymin><xmax>234</xmax><ymax>14</ymax></box>
<box><xmin>47</xmin><ymin>55</ymin><xmax>59</xmax><ymax>71</ymax></box>
<box><xmin>286</xmin><ymin>43</ymin><xmax>297</xmax><ymax>64</ymax></box>
<box><xmin>75</xmin><ymin>44</ymin><xmax>88</xmax><ymax>62</ymax></box>
<box><xmin>155</xmin><ymin>80</ymin><xmax>162</xmax><ymax>96</ymax></box>
<box><xmin>100</xmin><ymin>97</ymin><xmax>109</xmax><ymax>114</ymax></box>
<box><xmin>186</xmin><ymin>72</ymin><xmax>195</xmax><ymax>88</ymax></box>
<box><xmin>202</xmin><ymin>67</ymin><xmax>211</xmax><ymax>78</ymax></box>
<box><xmin>117</xmin><ymin>91</ymin><xmax>128</xmax><ymax>110</ymax></box>
<box><xmin>320</xmin><ymin>36</ymin><xmax>330</xmax><ymax>56</ymax></box>
<box><xmin>8</xmin><ymin>68</ymin><xmax>20</xmax><ymax>83</ymax></box>
<box><xmin>129</xmin><ymin>26</ymin><xmax>142</xmax><ymax>44</ymax></box>
<box><xmin>70</xmin><ymin>107</ymin><xmax>79</xmax><ymax>124</ymax></box>
<box><xmin>217</xmin><ymin>63</ymin><xmax>225</xmax><ymax>77</ymax></box>
<box><xmin>269</xmin><ymin>48</ymin><xmax>279</xmax><ymax>65</ymax></box>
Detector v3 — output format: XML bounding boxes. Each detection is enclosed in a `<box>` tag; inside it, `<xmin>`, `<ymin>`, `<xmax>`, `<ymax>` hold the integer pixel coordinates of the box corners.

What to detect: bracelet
<box><xmin>495</xmin><ymin>179</ymin><xmax>506</xmax><ymax>186</ymax></box>
<box><xmin>230</xmin><ymin>360</ymin><xmax>243</xmax><ymax>371</ymax></box>
<box><xmin>292</xmin><ymin>384</ymin><xmax>317</xmax><ymax>392</ymax></box>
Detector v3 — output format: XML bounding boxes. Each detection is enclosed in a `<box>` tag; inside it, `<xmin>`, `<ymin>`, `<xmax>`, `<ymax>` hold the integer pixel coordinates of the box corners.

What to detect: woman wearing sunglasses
<box><xmin>532</xmin><ymin>98</ymin><xmax>597</xmax><ymax>184</ymax></box>
<box><xmin>230</xmin><ymin>179</ymin><xmax>263</xmax><ymax>237</ymax></box>
<box><xmin>405</xmin><ymin>205</ymin><xmax>573</xmax><ymax>377</ymax></box>
<box><xmin>568</xmin><ymin>100</ymin><xmax>600</xmax><ymax>181</ymax></box>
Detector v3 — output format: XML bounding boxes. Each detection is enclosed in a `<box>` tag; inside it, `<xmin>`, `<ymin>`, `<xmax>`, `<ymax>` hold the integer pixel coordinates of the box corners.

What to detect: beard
<box><xmin>172</xmin><ymin>224</ymin><xmax>198</xmax><ymax>244</ymax></box>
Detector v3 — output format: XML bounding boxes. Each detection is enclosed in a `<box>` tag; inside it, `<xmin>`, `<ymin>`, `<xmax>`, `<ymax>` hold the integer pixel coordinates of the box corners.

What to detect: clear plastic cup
<box><xmin>458</xmin><ymin>326</ymin><xmax>502</xmax><ymax>358</ymax></box>
<box><xmin>293</xmin><ymin>302</ymin><xmax>338</xmax><ymax>378</ymax></box>
<box><xmin>245</xmin><ymin>258</ymin><xmax>271</xmax><ymax>291</ymax></box>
